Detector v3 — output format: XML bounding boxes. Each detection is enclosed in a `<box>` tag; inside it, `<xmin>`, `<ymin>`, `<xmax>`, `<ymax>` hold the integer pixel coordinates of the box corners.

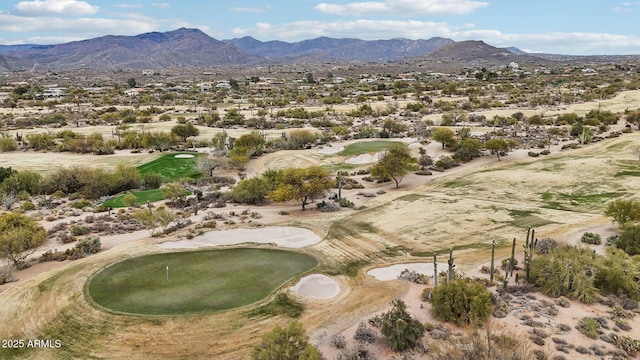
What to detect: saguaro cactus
<box><xmin>524</xmin><ymin>228</ymin><xmax>537</xmax><ymax>283</ymax></box>
<box><xmin>447</xmin><ymin>249</ymin><xmax>455</xmax><ymax>284</ymax></box>
<box><xmin>509</xmin><ymin>237</ymin><xmax>516</xmax><ymax>278</ymax></box>
<box><xmin>490</xmin><ymin>239</ymin><xmax>496</xmax><ymax>283</ymax></box>
<box><xmin>433</xmin><ymin>253</ymin><xmax>438</xmax><ymax>288</ymax></box>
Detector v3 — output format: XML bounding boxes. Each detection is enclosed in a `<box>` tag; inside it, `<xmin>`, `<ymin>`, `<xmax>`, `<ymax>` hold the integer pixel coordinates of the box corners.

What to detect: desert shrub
<box><xmin>431</xmin><ymin>278</ymin><xmax>493</xmax><ymax>326</ymax></box>
<box><xmin>330</xmin><ymin>334</ymin><xmax>346</xmax><ymax>349</ymax></box>
<box><xmin>530</xmin><ymin>245</ymin><xmax>599</xmax><ymax>303</ymax></box>
<box><xmin>577</xmin><ymin>317</ymin><xmax>601</xmax><ymax>339</ymax></box>
<box><xmin>398</xmin><ymin>269</ymin><xmax>428</xmax><ymax>284</ymax></box>
<box><xmin>581</xmin><ymin>232</ymin><xmax>602</xmax><ymax>245</ymax></box>
<box><xmin>58</xmin><ymin>233</ymin><xmax>76</xmax><ymax>244</ymax></box>
<box><xmin>501</xmin><ymin>258</ymin><xmax>518</xmax><ymax>270</ymax></box>
<box><xmin>540</xmin><ymin>149</ymin><xmax>550</xmax><ymax>155</ymax></box>
<box><xmin>336</xmin><ymin>344</ymin><xmax>377</xmax><ymax>360</ymax></box>
<box><xmin>435</xmin><ymin>155</ymin><xmax>458</xmax><ymax>170</ymax></box>
<box><xmin>20</xmin><ymin>201</ymin><xmax>35</xmax><ymax>211</ymax></box>
<box><xmin>612</xmin><ymin>335</ymin><xmax>640</xmax><ymax>355</ymax></box>
<box><xmin>75</xmin><ymin>236</ymin><xmax>101</xmax><ymax>255</ymax></box>
<box><xmin>535</xmin><ymin>237</ymin><xmax>557</xmax><ymax>254</ymax></box>
<box><xmin>354</xmin><ymin>322</ymin><xmax>376</xmax><ymax>344</ymax></box>
<box><xmin>375</xmin><ymin>299</ymin><xmax>424</xmax><ymax>352</ymax></box>
<box><xmin>143</xmin><ymin>173</ymin><xmax>163</xmax><ymax>189</ymax></box>
<box><xmin>555</xmin><ymin>296</ymin><xmax>571</xmax><ymax>308</ymax></box>
<box><xmin>70</xmin><ymin>225</ymin><xmax>90</xmax><ymax>236</ymax></box>
<box><xmin>70</xmin><ymin>199</ymin><xmax>91</xmax><ymax>209</ymax></box>
<box><xmin>338</xmin><ymin>198</ymin><xmax>354</xmax><ymax>208</ymax></box>
<box><xmin>317</xmin><ymin>201</ymin><xmax>340</xmax><ymax>212</ymax></box>
<box><xmin>528</xmin><ymin>151</ymin><xmax>540</xmax><ymax>157</ymax></box>
<box><xmin>415</xmin><ymin>170</ymin><xmax>432</xmax><ymax>175</ymax></box>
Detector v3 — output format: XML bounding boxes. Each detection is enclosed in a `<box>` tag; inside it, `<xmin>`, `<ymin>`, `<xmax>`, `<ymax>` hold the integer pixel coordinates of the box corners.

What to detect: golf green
<box><xmin>87</xmin><ymin>248</ymin><xmax>317</xmax><ymax>315</ymax></box>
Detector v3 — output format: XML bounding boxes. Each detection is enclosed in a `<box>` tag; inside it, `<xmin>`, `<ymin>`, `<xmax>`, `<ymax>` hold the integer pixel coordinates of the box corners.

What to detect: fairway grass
<box><xmin>102</xmin><ymin>189</ymin><xmax>165</xmax><ymax>208</ymax></box>
<box><xmin>136</xmin><ymin>152</ymin><xmax>203</xmax><ymax>181</ymax></box>
<box><xmin>338</xmin><ymin>140</ymin><xmax>404</xmax><ymax>156</ymax></box>
<box><xmin>87</xmin><ymin>249</ymin><xmax>317</xmax><ymax>315</ymax></box>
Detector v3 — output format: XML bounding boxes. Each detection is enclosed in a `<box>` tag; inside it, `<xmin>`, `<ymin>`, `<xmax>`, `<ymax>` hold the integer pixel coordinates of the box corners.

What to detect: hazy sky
<box><xmin>0</xmin><ymin>0</ymin><xmax>639</xmax><ymax>55</ymax></box>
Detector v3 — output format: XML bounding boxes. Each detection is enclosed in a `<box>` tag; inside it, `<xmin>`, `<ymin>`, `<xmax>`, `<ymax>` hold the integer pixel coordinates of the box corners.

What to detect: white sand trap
<box><xmin>157</xmin><ymin>226</ymin><xmax>321</xmax><ymax>249</ymax></box>
<box><xmin>174</xmin><ymin>154</ymin><xmax>195</xmax><ymax>158</ymax></box>
<box><xmin>290</xmin><ymin>274</ymin><xmax>340</xmax><ymax>299</ymax></box>
<box><xmin>367</xmin><ymin>263</ymin><xmax>448</xmax><ymax>281</ymax></box>
<box><xmin>318</xmin><ymin>145</ymin><xmax>344</xmax><ymax>155</ymax></box>
<box><xmin>408</xmin><ymin>142</ymin><xmax>422</xmax><ymax>148</ymax></box>
<box><xmin>345</xmin><ymin>152</ymin><xmax>382</xmax><ymax>164</ymax></box>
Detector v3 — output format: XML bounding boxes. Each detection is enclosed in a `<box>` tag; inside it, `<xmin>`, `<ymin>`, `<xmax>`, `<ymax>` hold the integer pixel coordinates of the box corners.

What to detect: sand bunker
<box><xmin>318</xmin><ymin>145</ymin><xmax>344</xmax><ymax>155</ymax></box>
<box><xmin>157</xmin><ymin>226</ymin><xmax>322</xmax><ymax>249</ymax></box>
<box><xmin>345</xmin><ymin>152</ymin><xmax>382</xmax><ymax>164</ymax></box>
<box><xmin>367</xmin><ymin>263</ymin><xmax>448</xmax><ymax>281</ymax></box>
<box><xmin>290</xmin><ymin>274</ymin><xmax>340</xmax><ymax>299</ymax></box>
<box><xmin>174</xmin><ymin>154</ymin><xmax>195</xmax><ymax>158</ymax></box>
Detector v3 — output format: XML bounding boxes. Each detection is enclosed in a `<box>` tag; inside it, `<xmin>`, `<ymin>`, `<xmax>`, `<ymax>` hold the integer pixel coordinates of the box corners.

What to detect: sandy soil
<box><xmin>290</xmin><ymin>274</ymin><xmax>341</xmax><ymax>299</ymax></box>
<box><xmin>366</xmin><ymin>262</ymin><xmax>448</xmax><ymax>281</ymax></box>
<box><xmin>157</xmin><ymin>226</ymin><xmax>322</xmax><ymax>249</ymax></box>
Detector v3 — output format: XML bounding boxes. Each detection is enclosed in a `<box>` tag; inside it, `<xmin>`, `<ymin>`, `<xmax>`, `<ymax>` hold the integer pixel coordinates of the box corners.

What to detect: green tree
<box><xmin>377</xmin><ymin>299</ymin><xmax>425</xmax><ymax>352</ymax></box>
<box><xmin>171</xmin><ymin>123</ymin><xmax>200</xmax><ymax>142</ymax></box>
<box><xmin>604</xmin><ymin>199</ymin><xmax>640</xmax><ymax>228</ymax></box>
<box><xmin>616</xmin><ymin>223</ymin><xmax>640</xmax><ymax>256</ymax></box>
<box><xmin>0</xmin><ymin>212</ymin><xmax>47</xmax><ymax>268</ymax></box>
<box><xmin>454</xmin><ymin>137</ymin><xmax>482</xmax><ymax>161</ymax></box>
<box><xmin>269</xmin><ymin>166</ymin><xmax>331</xmax><ymax>210</ymax></box>
<box><xmin>234</xmin><ymin>132</ymin><xmax>265</xmax><ymax>157</ymax></box>
<box><xmin>133</xmin><ymin>206</ymin><xmax>175</xmax><ymax>236</ymax></box>
<box><xmin>484</xmin><ymin>138</ymin><xmax>510</xmax><ymax>160</ymax></box>
<box><xmin>127</xmin><ymin>78</ymin><xmax>137</xmax><ymax>88</ymax></box>
<box><xmin>431</xmin><ymin>127</ymin><xmax>457</xmax><ymax>149</ymax></box>
<box><xmin>431</xmin><ymin>278</ymin><xmax>493</xmax><ymax>326</ymax></box>
<box><xmin>161</xmin><ymin>182</ymin><xmax>188</xmax><ymax>206</ymax></box>
<box><xmin>233</xmin><ymin>177</ymin><xmax>270</xmax><ymax>205</ymax></box>
<box><xmin>530</xmin><ymin>245</ymin><xmax>599</xmax><ymax>303</ymax></box>
<box><xmin>142</xmin><ymin>173</ymin><xmax>163</xmax><ymax>189</ymax></box>
<box><xmin>1</xmin><ymin>171</ymin><xmax>43</xmax><ymax>196</ymax></box>
<box><xmin>251</xmin><ymin>321</ymin><xmax>322</xmax><ymax>360</ymax></box>
<box><xmin>370</xmin><ymin>144</ymin><xmax>417</xmax><ymax>189</ymax></box>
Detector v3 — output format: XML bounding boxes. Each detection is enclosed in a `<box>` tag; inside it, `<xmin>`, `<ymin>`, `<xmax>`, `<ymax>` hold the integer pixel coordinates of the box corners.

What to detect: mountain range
<box><xmin>0</xmin><ymin>27</ymin><xmax>545</xmax><ymax>71</ymax></box>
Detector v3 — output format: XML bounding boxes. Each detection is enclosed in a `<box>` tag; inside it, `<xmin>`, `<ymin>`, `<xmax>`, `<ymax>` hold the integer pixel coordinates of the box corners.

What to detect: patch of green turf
<box><xmin>397</xmin><ymin>194</ymin><xmax>427</xmax><ymax>202</ymax></box>
<box><xmin>320</xmin><ymin>163</ymin><xmax>357</xmax><ymax>172</ymax></box>
<box><xmin>102</xmin><ymin>189</ymin><xmax>166</xmax><ymax>208</ymax></box>
<box><xmin>355</xmin><ymin>222</ymin><xmax>377</xmax><ymax>233</ymax></box>
<box><xmin>442</xmin><ymin>179</ymin><xmax>473</xmax><ymax>188</ymax></box>
<box><xmin>615</xmin><ymin>170</ymin><xmax>640</xmax><ymax>177</ymax></box>
<box><xmin>338</xmin><ymin>141</ymin><xmax>404</xmax><ymax>156</ymax></box>
<box><xmin>87</xmin><ymin>248</ymin><xmax>317</xmax><ymax>315</ymax></box>
<box><xmin>136</xmin><ymin>152</ymin><xmax>202</xmax><ymax>181</ymax></box>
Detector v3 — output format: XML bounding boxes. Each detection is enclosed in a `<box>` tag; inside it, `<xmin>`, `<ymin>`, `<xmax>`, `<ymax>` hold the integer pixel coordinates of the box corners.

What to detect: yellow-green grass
<box><xmin>86</xmin><ymin>248</ymin><xmax>317</xmax><ymax>315</ymax></box>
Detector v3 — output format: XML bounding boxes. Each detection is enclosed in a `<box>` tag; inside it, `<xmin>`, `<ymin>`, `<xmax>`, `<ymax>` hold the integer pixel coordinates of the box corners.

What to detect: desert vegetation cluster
<box><xmin>1</xmin><ymin>57</ymin><xmax>640</xmax><ymax>360</ymax></box>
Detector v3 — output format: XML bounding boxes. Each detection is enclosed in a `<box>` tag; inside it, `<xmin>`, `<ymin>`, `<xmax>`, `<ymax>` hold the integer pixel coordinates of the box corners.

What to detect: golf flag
<box><xmin>166</xmin><ymin>265</ymin><xmax>169</xmax><ymax>280</ymax></box>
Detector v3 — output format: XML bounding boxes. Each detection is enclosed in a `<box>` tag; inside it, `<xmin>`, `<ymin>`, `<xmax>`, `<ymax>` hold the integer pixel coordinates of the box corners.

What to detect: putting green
<box><xmin>87</xmin><ymin>248</ymin><xmax>317</xmax><ymax>315</ymax></box>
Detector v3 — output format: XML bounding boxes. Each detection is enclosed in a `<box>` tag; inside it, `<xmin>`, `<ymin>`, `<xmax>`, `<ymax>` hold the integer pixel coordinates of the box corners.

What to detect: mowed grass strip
<box><xmin>136</xmin><ymin>152</ymin><xmax>202</xmax><ymax>181</ymax></box>
<box><xmin>338</xmin><ymin>141</ymin><xmax>404</xmax><ymax>156</ymax></box>
<box><xmin>87</xmin><ymin>248</ymin><xmax>317</xmax><ymax>315</ymax></box>
<box><xmin>102</xmin><ymin>188</ymin><xmax>165</xmax><ymax>208</ymax></box>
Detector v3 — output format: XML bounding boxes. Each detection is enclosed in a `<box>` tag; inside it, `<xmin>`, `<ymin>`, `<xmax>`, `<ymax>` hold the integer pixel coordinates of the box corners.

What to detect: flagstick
<box><xmin>166</xmin><ymin>265</ymin><xmax>169</xmax><ymax>281</ymax></box>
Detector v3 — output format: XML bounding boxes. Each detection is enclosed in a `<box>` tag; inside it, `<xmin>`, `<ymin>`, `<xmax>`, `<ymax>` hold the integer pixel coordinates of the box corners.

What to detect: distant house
<box><xmin>333</xmin><ymin>77</ymin><xmax>346</xmax><ymax>84</ymax></box>
<box><xmin>125</xmin><ymin>88</ymin><xmax>144</xmax><ymax>96</ymax></box>
<box><xmin>216</xmin><ymin>81</ymin><xmax>231</xmax><ymax>89</ymax></box>
<box><xmin>198</xmin><ymin>82</ymin><xmax>213</xmax><ymax>91</ymax></box>
<box><xmin>42</xmin><ymin>88</ymin><xmax>65</xmax><ymax>99</ymax></box>
<box><xmin>142</xmin><ymin>69</ymin><xmax>155</xmax><ymax>76</ymax></box>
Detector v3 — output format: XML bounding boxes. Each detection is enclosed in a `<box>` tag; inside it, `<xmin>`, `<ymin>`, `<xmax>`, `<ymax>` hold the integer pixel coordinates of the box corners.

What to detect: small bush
<box><xmin>330</xmin><ymin>334</ymin><xmax>346</xmax><ymax>349</ymax></box>
<box><xmin>580</xmin><ymin>232</ymin><xmax>602</xmax><ymax>245</ymax></box>
<box><xmin>70</xmin><ymin>199</ymin><xmax>91</xmax><ymax>209</ymax></box>
<box><xmin>70</xmin><ymin>225</ymin><xmax>90</xmax><ymax>236</ymax></box>
<box><xmin>20</xmin><ymin>201</ymin><xmax>35</xmax><ymax>211</ymax></box>
<box><xmin>577</xmin><ymin>317</ymin><xmax>601</xmax><ymax>339</ymax></box>
<box><xmin>528</xmin><ymin>151</ymin><xmax>540</xmax><ymax>157</ymax></box>
<box><xmin>540</xmin><ymin>150</ymin><xmax>550</xmax><ymax>155</ymax></box>
<box><xmin>338</xmin><ymin>198</ymin><xmax>354</xmax><ymax>208</ymax></box>
<box><xmin>354</xmin><ymin>322</ymin><xmax>376</xmax><ymax>344</ymax></box>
